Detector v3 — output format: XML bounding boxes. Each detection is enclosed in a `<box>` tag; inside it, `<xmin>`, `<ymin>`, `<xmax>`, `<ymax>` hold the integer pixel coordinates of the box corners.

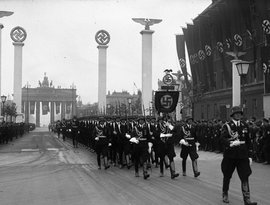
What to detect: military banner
<box><xmin>42</xmin><ymin>101</ymin><xmax>49</xmax><ymax>115</ymax></box>
<box><xmin>56</xmin><ymin>102</ymin><xmax>60</xmax><ymax>114</ymax></box>
<box><xmin>155</xmin><ymin>91</ymin><xmax>179</xmax><ymax>113</ymax></box>
<box><xmin>261</xmin><ymin>46</ymin><xmax>270</xmax><ymax>93</ymax></box>
<box><xmin>30</xmin><ymin>101</ymin><xmax>35</xmax><ymax>114</ymax></box>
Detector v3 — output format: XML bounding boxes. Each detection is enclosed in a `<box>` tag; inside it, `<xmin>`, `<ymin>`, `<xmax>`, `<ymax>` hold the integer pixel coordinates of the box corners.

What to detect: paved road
<box><xmin>0</xmin><ymin>128</ymin><xmax>269</xmax><ymax>205</ymax></box>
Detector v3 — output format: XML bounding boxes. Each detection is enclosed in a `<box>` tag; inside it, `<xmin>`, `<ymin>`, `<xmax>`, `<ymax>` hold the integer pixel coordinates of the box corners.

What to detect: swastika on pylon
<box><xmin>160</xmin><ymin>95</ymin><xmax>173</xmax><ymax>109</ymax></box>
<box><xmin>10</xmin><ymin>26</ymin><xmax>27</xmax><ymax>42</ymax></box>
<box><xmin>234</xmin><ymin>34</ymin><xmax>242</xmax><ymax>47</ymax></box>
<box><xmin>95</xmin><ymin>30</ymin><xmax>110</xmax><ymax>45</ymax></box>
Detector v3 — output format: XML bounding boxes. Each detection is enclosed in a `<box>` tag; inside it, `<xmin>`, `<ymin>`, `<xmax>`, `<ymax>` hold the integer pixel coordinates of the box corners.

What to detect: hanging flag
<box><xmin>30</xmin><ymin>101</ymin><xmax>35</xmax><ymax>114</ymax></box>
<box><xmin>66</xmin><ymin>102</ymin><xmax>71</xmax><ymax>114</ymax></box>
<box><xmin>176</xmin><ymin>34</ymin><xmax>191</xmax><ymax>90</ymax></box>
<box><xmin>42</xmin><ymin>101</ymin><xmax>49</xmax><ymax>115</ymax></box>
<box><xmin>183</xmin><ymin>26</ymin><xmax>198</xmax><ymax>92</ymax></box>
<box><xmin>56</xmin><ymin>102</ymin><xmax>60</xmax><ymax>114</ymax></box>
<box><xmin>155</xmin><ymin>91</ymin><xmax>179</xmax><ymax>113</ymax></box>
<box><xmin>261</xmin><ymin>46</ymin><xmax>270</xmax><ymax>93</ymax></box>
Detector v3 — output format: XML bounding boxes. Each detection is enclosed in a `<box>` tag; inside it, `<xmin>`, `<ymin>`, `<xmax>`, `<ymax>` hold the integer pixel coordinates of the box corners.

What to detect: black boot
<box><xmin>170</xmin><ymin>161</ymin><xmax>179</xmax><ymax>179</ymax></box>
<box><xmin>143</xmin><ymin>163</ymin><xmax>150</xmax><ymax>179</ymax></box>
<box><xmin>192</xmin><ymin>160</ymin><xmax>200</xmax><ymax>177</ymax></box>
<box><xmin>222</xmin><ymin>192</ymin><xmax>229</xmax><ymax>203</ymax></box>
<box><xmin>182</xmin><ymin>159</ymin><xmax>186</xmax><ymax>176</ymax></box>
<box><xmin>242</xmin><ymin>180</ymin><xmax>257</xmax><ymax>205</ymax></box>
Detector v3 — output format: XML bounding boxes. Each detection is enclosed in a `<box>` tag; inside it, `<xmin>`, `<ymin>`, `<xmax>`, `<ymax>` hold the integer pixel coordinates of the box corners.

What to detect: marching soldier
<box><xmin>156</xmin><ymin>116</ymin><xmax>179</xmax><ymax>179</ymax></box>
<box><xmin>94</xmin><ymin>117</ymin><xmax>110</xmax><ymax>170</ymax></box>
<box><xmin>60</xmin><ymin>118</ymin><xmax>67</xmax><ymax>141</ymax></box>
<box><xmin>221</xmin><ymin>106</ymin><xmax>257</xmax><ymax>205</ymax></box>
<box><xmin>130</xmin><ymin>117</ymin><xmax>152</xmax><ymax>179</ymax></box>
<box><xmin>179</xmin><ymin>116</ymin><xmax>200</xmax><ymax>177</ymax></box>
<box><xmin>71</xmin><ymin>116</ymin><xmax>80</xmax><ymax>148</ymax></box>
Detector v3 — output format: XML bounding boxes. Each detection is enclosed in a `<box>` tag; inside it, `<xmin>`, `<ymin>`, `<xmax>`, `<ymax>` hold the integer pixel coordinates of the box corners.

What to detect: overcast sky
<box><xmin>0</xmin><ymin>0</ymin><xmax>211</xmax><ymax>104</ymax></box>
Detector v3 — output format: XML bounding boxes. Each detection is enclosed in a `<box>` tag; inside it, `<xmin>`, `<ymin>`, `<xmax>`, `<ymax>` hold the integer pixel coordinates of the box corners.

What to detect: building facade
<box><xmin>177</xmin><ymin>0</ymin><xmax>270</xmax><ymax>121</ymax></box>
<box><xmin>22</xmin><ymin>74</ymin><xmax>77</xmax><ymax>127</ymax></box>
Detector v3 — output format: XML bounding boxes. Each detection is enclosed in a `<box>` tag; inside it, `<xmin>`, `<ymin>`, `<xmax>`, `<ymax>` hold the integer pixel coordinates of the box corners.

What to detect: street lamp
<box><xmin>1</xmin><ymin>95</ymin><xmax>7</xmax><ymax>121</ymax></box>
<box><xmin>128</xmin><ymin>98</ymin><xmax>132</xmax><ymax>116</ymax></box>
<box><xmin>235</xmin><ymin>61</ymin><xmax>252</xmax><ymax>114</ymax></box>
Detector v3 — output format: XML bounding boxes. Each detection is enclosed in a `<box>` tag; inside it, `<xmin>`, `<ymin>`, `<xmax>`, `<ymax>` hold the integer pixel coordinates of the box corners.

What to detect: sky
<box><xmin>0</xmin><ymin>0</ymin><xmax>211</xmax><ymax>104</ymax></box>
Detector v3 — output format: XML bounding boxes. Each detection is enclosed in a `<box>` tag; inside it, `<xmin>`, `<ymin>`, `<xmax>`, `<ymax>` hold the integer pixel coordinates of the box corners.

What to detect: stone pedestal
<box><xmin>140</xmin><ymin>30</ymin><xmax>154</xmax><ymax>115</ymax></box>
<box><xmin>97</xmin><ymin>45</ymin><xmax>108</xmax><ymax>114</ymax></box>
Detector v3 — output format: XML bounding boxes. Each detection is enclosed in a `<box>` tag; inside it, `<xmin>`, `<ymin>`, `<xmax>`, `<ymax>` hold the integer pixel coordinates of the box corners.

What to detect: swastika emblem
<box><xmin>198</xmin><ymin>50</ymin><xmax>205</xmax><ymax>61</ymax></box>
<box><xmin>262</xmin><ymin>20</ymin><xmax>270</xmax><ymax>34</ymax></box>
<box><xmin>163</xmin><ymin>74</ymin><xmax>173</xmax><ymax>85</ymax></box>
<box><xmin>10</xmin><ymin>26</ymin><xmax>27</xmax><ymax>42</ymax></box>
<box><xmin>205</xmin><ymin>45</ymin><xmax>212</xmax><ymax>56</ymax></box>
<box><xmin>160</xmin><ymin>95</ymin><xmax>173</xmax><ymax>109</ymax></box>
<box><xmin>217</xmin><ymin>42</ymin><xmax>224</xmax><ymax>53</ymax></box>
<box><xmin>234</xmin><ymin>34</ymin><xmax>242</xmax><ymax>47</ymax></box>
<box><xmin>95</xmin><ymin>30</ymin><xmax>110</xmax><ymax>45</ymax></box>
<box><xmin>179</xmin><ymin>58</ymin><xmax>186</xmax><ymax>68</ymax></box>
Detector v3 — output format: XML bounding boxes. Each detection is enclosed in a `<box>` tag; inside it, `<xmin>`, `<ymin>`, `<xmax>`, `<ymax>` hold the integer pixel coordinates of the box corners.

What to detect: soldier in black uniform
<box><xmin>130</xmin><ymin>117</ymin><xmax>152</xmax><ymax>179</ymax></box>
<box><xmin>94</xmin><ymin>117</ymin><xmax>110</xmax><ymax>170</ymax></box>
<box><xmin>71</xmin><ymin>116</ymin><xmax>80</xmax><ymax>148</ymax></box>
<box><xmin>221</xmin><ymin>106</ymin><xmax>257</xmax><ymax>205</ymax></box>
<box><xmin>60</xmin><ymin>118</ymin><xmax>67</xmax><ymax>141</ymax></box>
<box><xmin>262</xmin><ymin>118</ymin><xmax>270</xmax><ymax>164</ymax></box>
<box><xmin>179</xmin><ymin>116</ymin><xmax>200</xmax><ymax>177</ymax></box>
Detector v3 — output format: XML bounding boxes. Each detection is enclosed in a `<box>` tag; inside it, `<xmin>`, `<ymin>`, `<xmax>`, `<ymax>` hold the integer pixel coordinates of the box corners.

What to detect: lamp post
<box><xmin>128</xmin><ymin>98</ymin><xmax>132</xmax><ymax>116</ymax></box>
<box><xmin>1</xmin><ymin>95</ymin><xmax>6</xmax><ymax>121</ymax></box>
<box><xmin>235</xmin><ymin>60</ymin><xmax>251</xmax><ymax>116</ymax></box>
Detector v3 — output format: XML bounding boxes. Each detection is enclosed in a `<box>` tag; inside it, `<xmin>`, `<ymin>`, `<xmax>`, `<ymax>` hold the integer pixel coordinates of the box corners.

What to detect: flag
<box><xmin>30</xmin><ymin>101</ymin><xmax>35</xmax><ymax>114</ymax></box>
<box><xmin>176</xmin><ymin>34</ymin><xmax>191</xmax><ymax>90</ymax></box>
<box><xmin>56</xmin><ymin>102</ymin><xmax>60</xmax><ymax>114</ymax></box>
<box><xmin>66</xmin><ymin>102</ymin><xmax>71</xmax><ymax>114</ymax></box>
<box><xmin>42</xmin><ymin>101</ymin><xmax>49</xmax><ymax>115</ymax></box>
<box><xmin>155</xmin><ymin>91</ymin><xmax>179</xmax><ymax>113</ymax></box>
<box><xmin>183</xmin><ymin>25</ymin><xmax>198</xmax><ymax>92</ymax></box>
<box><xmin>261</xmin><ymin>46</ymin><xmax>270</xmax><ymax>93</ymax></box>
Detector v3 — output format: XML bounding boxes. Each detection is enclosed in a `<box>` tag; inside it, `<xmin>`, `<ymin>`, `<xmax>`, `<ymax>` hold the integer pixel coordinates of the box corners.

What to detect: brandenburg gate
<box><xmin>21</xmin><ymin>74</ymin><xmax>77</xmax><ymax>127</ymax></box>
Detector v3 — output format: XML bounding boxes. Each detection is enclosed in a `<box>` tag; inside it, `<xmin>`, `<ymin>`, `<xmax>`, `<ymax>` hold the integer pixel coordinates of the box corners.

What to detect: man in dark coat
<box><xmin>179</xmin><ymin>116</ymin><xmax>200</xmax><ymax>177</ymax></box>
<box><xmin>220</xmin><ymin>106</ymin><xmax>257</xmax><ymax>205</ymax></box>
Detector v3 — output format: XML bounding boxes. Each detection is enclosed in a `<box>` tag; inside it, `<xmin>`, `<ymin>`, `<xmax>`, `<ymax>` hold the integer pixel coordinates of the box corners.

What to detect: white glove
<box><xmin>249</xmin><ymin>158</ymin><xmax>252</xmax><ymax>166</ymax></box>
<box><xmin>113</xmin><ymin>131</ymin><xmax>117</xmax><ymax>135</ymax></box>
<box><xmin>130</xmin><ymin>137</ymin><xmax>139</xmax><ymax>144</ymax></box>
<box><xmin>230</xmin><ymin>140</ymin><xmax>241</xmax><ymax>147</ymax></box>
<box><xmin>95</xmin><ymin>137</ymin><xmax>99</xmax><ymax>141</ymax></box>
<box><xmin>108</xmin><ymin>143</ymin><xmax>112</xmax><ymax>146</ymax></box>
<box><xmin>168</xmin><ymin>124</ymin><xmax>174</xmax><ymax>130</ymax></box>
<box><xmin>125</xmin><ymin>133</ymin><xmax>131</xmax><ymax>139</ymax></box>
<box><xmin>180</xmin><ymin>139</ymin><xmax>186</xmax><ymax>145</ymax></box>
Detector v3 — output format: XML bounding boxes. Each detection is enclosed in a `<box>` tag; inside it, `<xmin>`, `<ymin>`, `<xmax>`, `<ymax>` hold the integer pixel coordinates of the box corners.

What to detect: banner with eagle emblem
<box><xmin>155</xmin><ymin>91</ymin><xmax>179</xmax><ymax>113</ymax></box>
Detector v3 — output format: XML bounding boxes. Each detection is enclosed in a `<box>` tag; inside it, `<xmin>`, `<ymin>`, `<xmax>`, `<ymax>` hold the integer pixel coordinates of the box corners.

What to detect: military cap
<box><xmin>230</xmin><ymin>106</ymin><xmax>243</xmax><ymax>117</ymax></box>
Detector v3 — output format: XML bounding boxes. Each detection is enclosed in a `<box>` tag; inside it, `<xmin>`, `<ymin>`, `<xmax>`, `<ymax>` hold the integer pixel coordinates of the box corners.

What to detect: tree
<box><xmin>3</xmin><ymin>103</ymin><xmax>17</xmax><ymax>121</ymax></box>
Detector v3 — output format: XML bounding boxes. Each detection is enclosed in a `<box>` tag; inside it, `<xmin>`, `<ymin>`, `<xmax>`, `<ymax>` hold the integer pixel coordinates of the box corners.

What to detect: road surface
<box><xmin>0</xmin><ymin>128</ymin><xmax>269</xmax><ymax>205</ymax></box>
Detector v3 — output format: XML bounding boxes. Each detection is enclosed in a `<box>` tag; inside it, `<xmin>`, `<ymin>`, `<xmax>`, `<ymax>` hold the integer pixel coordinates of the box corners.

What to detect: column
<box><xmin>97</xmin><ymin>45</ymin><xmax>108</xmax><ymax>115</ymax></box>
<box><xmin>50</xmin><ymin>101</ymin><xmax>54</xmax><ymax>123</ymax></box>
<box><xmin>13</xmin><ymin>42</ymin><xmax>24</xmax><ymax>117</ymax></box>
<box><xmin>36</xmin><ymin>101</ymin><xmax>40</xmax><ymax>127</ymax></box>
<box><xmin>61</xmin><ymin>102</ymin><xmax>65</xmax><ymax>120</ymax></box>
<box><xmin>141</xmin><ymin>29</ymin><xmax>154</xmax><ymax>116</ymax></box>
<box><xmin>231</xmin><ymin>59</ymin><xmax>241</xmax><ymax>107</ymax></box>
